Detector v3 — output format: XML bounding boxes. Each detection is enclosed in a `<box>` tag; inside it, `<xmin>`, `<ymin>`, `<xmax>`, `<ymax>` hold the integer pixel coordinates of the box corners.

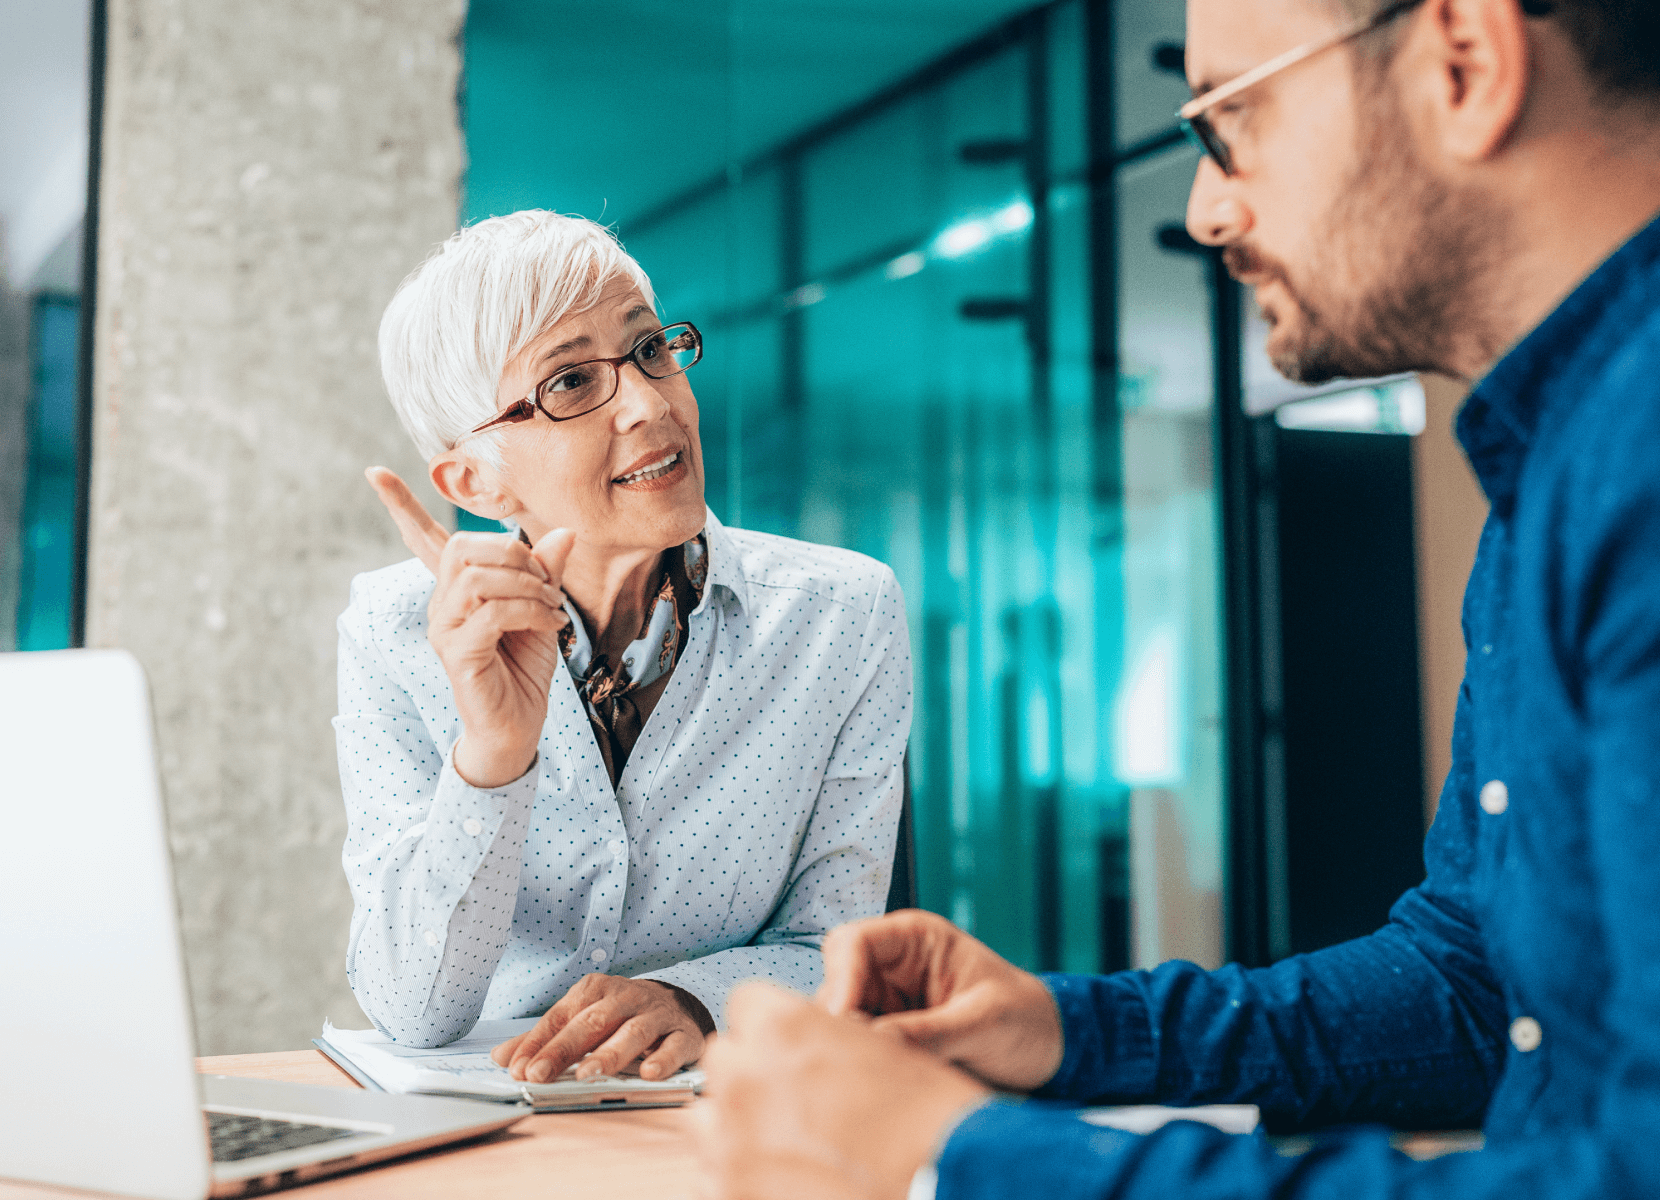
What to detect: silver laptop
<box><xmin>0</xmin><ymin>649</ymin><xmax>525</xmax><ymax>1198</ymax></box>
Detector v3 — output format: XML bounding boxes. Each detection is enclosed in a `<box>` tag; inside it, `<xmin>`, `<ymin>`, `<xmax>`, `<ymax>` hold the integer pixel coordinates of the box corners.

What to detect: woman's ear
<box><xmin>429</xmin><ymin>451</ymin><xmax>517</xmax><ymax>521</ymax></box>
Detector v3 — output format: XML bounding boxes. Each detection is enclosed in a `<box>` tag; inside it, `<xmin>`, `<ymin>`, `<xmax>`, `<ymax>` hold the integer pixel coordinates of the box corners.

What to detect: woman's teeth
<box><xmin>615</xmin><ymin>452</ymin><xmax>680</xmax><ymax>485</ymax></box>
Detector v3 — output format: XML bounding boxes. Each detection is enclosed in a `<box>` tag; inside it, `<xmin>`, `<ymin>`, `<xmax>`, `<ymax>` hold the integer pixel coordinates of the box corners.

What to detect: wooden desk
<box><xmin>0</xmin><ymin>1052</ymin><xmax>1483</xmax><ymax>1199</ymax></box>
<box><xmin>0</xmin><ymin>1050</ymin><xmax>701</xmax><ymax>1199</ymax></box>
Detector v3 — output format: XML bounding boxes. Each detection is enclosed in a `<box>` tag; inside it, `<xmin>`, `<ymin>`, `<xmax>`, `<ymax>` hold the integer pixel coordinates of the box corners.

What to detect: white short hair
<box><xmin>378</xmin><ymin>210</ymin><xmax>656</xmax><ymax>463</ymax></box>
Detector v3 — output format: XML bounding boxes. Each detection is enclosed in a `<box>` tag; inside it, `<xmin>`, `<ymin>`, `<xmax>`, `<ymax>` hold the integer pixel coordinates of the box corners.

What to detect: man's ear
<box><xmin>429</xmin><ymin>451</ymin><xmax>516</xmax><ymax>521</ymax></box>
<box><xmin>1423</xmin><ymin>0</ymin><xmax>1533</xmax><ymax>162</ymax></box>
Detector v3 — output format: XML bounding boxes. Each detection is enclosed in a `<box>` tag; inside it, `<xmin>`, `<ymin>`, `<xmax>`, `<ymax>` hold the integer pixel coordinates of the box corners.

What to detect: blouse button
<box><xmin>423</xmin><ymin>930</ymin><xmax>439</xmax><ymax>947</ymax></box>
<box><xmin>590</xmin><ymin>947</ymin><xmax>609</xmax><ymax>964</ymax></box>
<box><xmin>462</xmin><ymin>818</ymin><xmax>484</xmax><ymax>837</ymax></box>
<box><xmin>1510</xmin><ymin>1016</ymin><xmax>1542</xmax><ymax>1053</ymax></box>
<box><xmin>1480</xmin><ymin>780</ymin><xmax>1509</xmax><ymax>815</ymax></box>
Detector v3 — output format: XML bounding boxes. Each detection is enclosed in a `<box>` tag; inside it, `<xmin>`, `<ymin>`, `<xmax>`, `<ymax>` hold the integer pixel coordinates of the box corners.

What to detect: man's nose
<box><xmin>1186</xmin><ymin>157</ymin><xmax>1251</xmax><ymax>247</ymax></box>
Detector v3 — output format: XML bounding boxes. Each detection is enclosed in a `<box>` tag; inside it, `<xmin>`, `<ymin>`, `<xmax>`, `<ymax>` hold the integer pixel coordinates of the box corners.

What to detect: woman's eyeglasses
<box><xmin>1177</xmin><ymin>0</ymin><xmax>1426</xmax><ymax>176</ymax></box>
<box><xmin>465</xmin><ymin>322</ymin><xmax>703</xmax><ymax>438</ymax></box>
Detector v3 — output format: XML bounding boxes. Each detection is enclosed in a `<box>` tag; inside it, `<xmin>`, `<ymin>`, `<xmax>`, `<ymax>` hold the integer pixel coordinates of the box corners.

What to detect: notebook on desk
<box><xmin>314</xmin><ymin>1018</ymin><xmax>702</xmax><ymax>1112</ymax></box>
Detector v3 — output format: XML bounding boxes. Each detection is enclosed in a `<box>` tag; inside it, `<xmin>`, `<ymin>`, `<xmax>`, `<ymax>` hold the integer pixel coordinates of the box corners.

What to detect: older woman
<box><xmin>336</xmin><ymin>211</ymin><xmax>910</xmax><ymax>1085</ymax></box>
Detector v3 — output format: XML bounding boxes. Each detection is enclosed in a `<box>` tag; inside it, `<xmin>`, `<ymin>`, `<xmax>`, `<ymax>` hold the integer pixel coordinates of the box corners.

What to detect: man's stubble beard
<box><xmin>1228</xmin><ymin>77</ymin><xmax>1509</xmax><ymax>385</ymax></box>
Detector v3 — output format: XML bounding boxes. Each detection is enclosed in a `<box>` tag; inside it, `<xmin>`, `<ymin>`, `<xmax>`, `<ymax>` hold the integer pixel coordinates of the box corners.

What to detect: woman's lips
<box><xmin>612</xmin><ymin>452</ymin><xmax>689</xmax><ymax>493</ymax></box>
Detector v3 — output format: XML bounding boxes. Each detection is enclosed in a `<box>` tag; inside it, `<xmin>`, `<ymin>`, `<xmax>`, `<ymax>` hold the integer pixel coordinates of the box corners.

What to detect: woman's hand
<box><xmin>490</xmin><ymin>975</ymin><xmax>715</xmax><ymax>1083</ymax></box>
<box><xmin>366</xmin><ymin>467</ymin><xmax>575</xmax><ymax>788</ymax></box>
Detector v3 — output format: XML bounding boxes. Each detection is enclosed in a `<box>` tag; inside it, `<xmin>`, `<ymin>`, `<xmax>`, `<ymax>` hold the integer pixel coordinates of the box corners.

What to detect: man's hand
<box><xmin>818</xmin><ymin>909</ymin><xmax>1065</xmax><ymax>1093</ymax></box>
<box><xmin>489</xmin><ymin>974</ymin><xmax>714</xmax><ymax>1083</ymax></box>
<box><xmin>697</xmin><ymin>983</ymin><xmax>990</xmax><ymax>1200</ymax></box>
<box><xmin>366</xmin><ymin>467</ymin><xmax>573</xmax><ymax>789</ymax></box>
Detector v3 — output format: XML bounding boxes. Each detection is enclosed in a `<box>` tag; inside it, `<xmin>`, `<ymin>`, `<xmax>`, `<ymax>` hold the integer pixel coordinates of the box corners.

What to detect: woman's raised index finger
<box><xmin>364</xmin><ymin>466</ymin><xmax>450</xmax><ymax>574</ymax></box>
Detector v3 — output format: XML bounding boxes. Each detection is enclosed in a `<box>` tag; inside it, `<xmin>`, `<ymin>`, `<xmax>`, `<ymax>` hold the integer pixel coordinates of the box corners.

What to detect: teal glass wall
<box><xmin>463</xmin><ymin>0</ymin><xmax>1222</xmax><ymax>973</ymax></box>
<box><xmin>14</xmin><ymin>296</ymin><xmax>81</xmax><ymax>650</ymax></box>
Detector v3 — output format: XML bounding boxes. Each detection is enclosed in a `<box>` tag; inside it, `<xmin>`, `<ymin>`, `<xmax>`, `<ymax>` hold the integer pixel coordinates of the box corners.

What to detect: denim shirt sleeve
<box><xmin>935</xmin><ymin>1106</ymin><xmax>1626</xmax><ymax>1200</ymax></box>
<box><xmin>935</xmin><ymin>919</ymin><xmax>1613</xmax><ymax>1198</ymax></box>
<box><xmin>1031</xmin><ymin>973</ymin><xmax>1158</xmax><ymax>1101</ymax></box>
<box><xmin>1025</xmin><ymin>888</ymin><xmax>1503</xmax><ymax>1129</ymax></box>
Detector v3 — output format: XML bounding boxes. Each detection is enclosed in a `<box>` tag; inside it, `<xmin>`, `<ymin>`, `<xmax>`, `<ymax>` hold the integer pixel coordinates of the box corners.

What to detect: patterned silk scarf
<box><xmin>556</xmin><ymin>535</ymin><xmax>708</xmax><ymax>784</ymax></box>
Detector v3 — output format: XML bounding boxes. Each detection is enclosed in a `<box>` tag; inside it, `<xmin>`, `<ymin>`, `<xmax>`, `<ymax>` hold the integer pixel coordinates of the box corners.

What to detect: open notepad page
<box><xmin>319</xmin><ymin>1017</ymin><xmax>704</xmax><ymax>1104</ymax></box>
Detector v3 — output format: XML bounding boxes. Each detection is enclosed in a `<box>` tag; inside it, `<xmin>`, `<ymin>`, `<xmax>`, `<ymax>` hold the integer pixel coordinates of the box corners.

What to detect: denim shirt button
<box><xmin>1480</xmin><ymin>780</ymin><xmax>1509</xmax><ymax>815</ymax></box>
<box><xmin>1510</xmin><ymin>1016</ymin><xmax>1542</xmax><ymax>1053</ymax></box>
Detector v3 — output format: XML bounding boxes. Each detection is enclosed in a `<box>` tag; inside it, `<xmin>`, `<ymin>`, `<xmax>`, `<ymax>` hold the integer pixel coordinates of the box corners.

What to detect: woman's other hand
<box><xmin>490</xmin><ymin>975</ymin><xmax>715</xmax><ymax>1083</ymax></box>
<box><xmin>366</xmin><ymin>466</ymin><xmax>574</xmax><ymax>789</ymax></box>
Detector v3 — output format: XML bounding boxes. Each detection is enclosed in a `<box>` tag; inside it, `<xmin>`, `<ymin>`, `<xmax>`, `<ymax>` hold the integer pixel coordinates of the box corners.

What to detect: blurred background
<box><xmin>1</xmin><ymin>0</ymin><xmax>1487</xmax><ymax>1052</ymax></box>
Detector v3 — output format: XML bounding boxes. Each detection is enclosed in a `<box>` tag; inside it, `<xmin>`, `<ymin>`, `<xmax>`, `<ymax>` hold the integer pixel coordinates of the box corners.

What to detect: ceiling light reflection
<box><xmin>930</xmin><ymin>197</ymin><xmax>1034</xmax><ymax>261</ymax></box>
<box><xmin>884</xmin><ymin>251</ymin><xmax>927</xmax><ymax>280</ymax></box>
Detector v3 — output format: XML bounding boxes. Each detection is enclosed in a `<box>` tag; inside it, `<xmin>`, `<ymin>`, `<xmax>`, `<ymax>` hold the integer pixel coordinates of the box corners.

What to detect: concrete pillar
<box><xmin>87</xmin><ymin>0</ymin><xmax>463</xmax><ymax>1053</ymax></box>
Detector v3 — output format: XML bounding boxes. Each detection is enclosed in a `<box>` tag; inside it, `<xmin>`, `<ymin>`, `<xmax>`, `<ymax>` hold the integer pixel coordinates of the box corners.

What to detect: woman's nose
<box><xmin>611</xmin><ymin>363</ymin><xmax>671</xmax><ymax>431</ymax></box>
<box><xmin>1186</xmin><ymin>157</ymin><xmax>1252</xmax><ymax>247</ymax></box>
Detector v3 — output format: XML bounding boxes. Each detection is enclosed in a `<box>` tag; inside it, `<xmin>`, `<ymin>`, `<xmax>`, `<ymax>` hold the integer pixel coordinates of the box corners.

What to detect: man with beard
<box><xmin>694</xmin><ymin>0</ymin><xmax>1660</xmax><ymax>1196</ymax></box>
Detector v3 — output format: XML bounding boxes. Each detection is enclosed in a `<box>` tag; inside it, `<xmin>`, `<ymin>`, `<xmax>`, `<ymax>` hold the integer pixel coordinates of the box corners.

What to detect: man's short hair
<box><xmin>378</xmin><ymin>210</ymin><xmax>655</xmax><ymax>464</ymax></box>
<box><xmin>1549</xmin><ymin>0</ymin><xmax>1660</xmax><ymax>103</ymax></box>
<box><xmin>1340</xmin><ymin>0</ymin><xmax>1660</xmax><ymax>105</ymax></box>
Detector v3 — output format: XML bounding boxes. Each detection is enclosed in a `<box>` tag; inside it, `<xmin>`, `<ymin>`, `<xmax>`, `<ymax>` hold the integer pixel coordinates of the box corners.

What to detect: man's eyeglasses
<box><xmin>465</xmin><ymin>322</ymin><xmax>703</xmax><ymax>437</ymax></box>
<box><xmin>1177</xmin><ymin>0</ymin><xmax>1426</xmax><ymax>176</ymax></box>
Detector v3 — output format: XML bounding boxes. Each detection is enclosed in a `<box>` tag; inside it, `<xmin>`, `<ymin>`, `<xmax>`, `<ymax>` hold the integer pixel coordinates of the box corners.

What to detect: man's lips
<box><xmin>1222</xmin><ymin>244</ymin><xmax>1288</xmax><ymax>291</ymax></box>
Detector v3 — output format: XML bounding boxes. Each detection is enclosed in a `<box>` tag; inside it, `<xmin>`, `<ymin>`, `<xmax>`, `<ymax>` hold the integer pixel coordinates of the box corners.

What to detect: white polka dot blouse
<box><xmin>334</xmin><ymin>510</ymin><xmax>912</xmax><ymax>1046</ymax></box>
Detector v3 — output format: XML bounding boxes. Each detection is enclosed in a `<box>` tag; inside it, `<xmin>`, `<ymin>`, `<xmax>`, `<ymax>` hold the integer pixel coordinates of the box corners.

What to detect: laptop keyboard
<box><xmin>206</xmin><ymin>1111</ymin><xmax>363</xmax><ymax>1163</ymax></box>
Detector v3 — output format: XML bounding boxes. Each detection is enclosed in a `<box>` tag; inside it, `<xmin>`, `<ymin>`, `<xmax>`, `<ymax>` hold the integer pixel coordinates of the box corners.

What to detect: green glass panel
<box><xmin>15</xmin><ymin>297</ymin><xmax>80</xmax><ymax>652</ymax></box>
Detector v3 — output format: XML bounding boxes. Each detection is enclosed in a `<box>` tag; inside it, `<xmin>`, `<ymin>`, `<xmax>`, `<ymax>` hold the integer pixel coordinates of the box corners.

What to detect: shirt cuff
<box><xmin>1032</xmin><ymin>972</ymin><xmax>1159</xmax><ymax>1102</ymax></box>
<box><xmin>445</xmin><ymin>740</ymin><xmax>540</xmax><ymax>792</ymax></box>
<box><xmin>907</xmin><ymin>1095</ymin><xmax>996</xmax><ymax>1200</ymax></box>
<box><xmin>633</xmin><ymin>959</ymin><xmax>737</xmax><ymax>1033</ymax></box>
<box><xmin>429</xmin><ymin>741</ymin><xmax>538</xmax><ymax>842</ymax></box>
<box><xmin>934</xmin><ymin>1099</ymin><xmax>1139</xmax><ymax>1200</ymax></box>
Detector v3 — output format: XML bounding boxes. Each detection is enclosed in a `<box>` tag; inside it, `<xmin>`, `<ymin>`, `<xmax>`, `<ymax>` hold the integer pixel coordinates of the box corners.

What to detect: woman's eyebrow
<box><xmin>536</xmin><ymin>334</ymin><xmax>591</xmax><ymax>366</ymax></box>
<box><xmin>535</xmin><ymin>305</ymin><xmax>657</xmax><ymax>367</ymax></box>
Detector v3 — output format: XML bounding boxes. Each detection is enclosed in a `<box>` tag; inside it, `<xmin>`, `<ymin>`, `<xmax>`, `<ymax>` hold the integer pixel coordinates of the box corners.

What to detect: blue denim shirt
<box><xmin>937</xmin><ymin>212</ymin><xmax>1660</xmax><ymax>1197</ymax></box>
